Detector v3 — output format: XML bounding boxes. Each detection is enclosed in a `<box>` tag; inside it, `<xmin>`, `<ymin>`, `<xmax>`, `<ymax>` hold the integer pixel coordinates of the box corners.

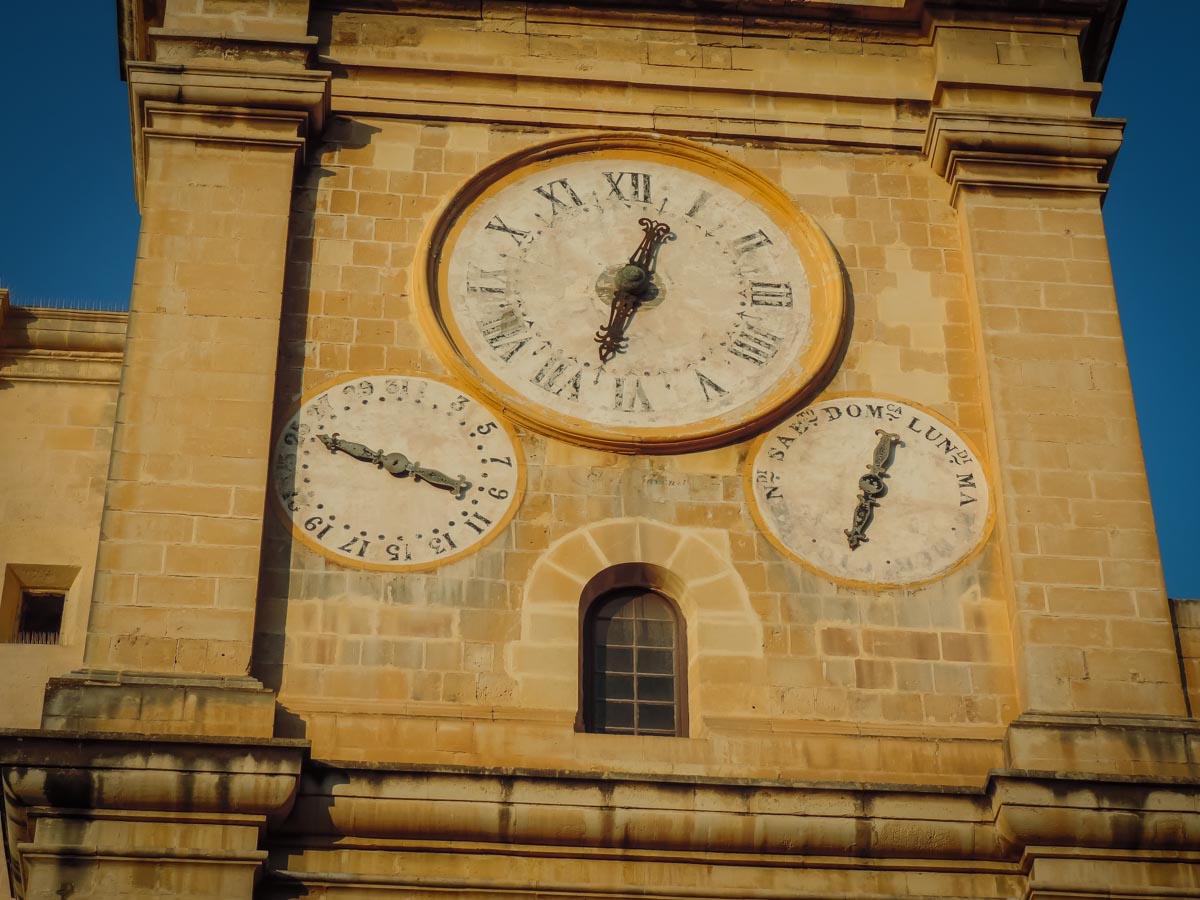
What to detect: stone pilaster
<box><xmin>925</xmin><ymin>107</ymin><xmax>1187</xmax><ymax>723</ymax></box>
<box><xmin>81</xmin><ymin>63</ymin><xmax>328</xmax><ymax>688</ymax></box>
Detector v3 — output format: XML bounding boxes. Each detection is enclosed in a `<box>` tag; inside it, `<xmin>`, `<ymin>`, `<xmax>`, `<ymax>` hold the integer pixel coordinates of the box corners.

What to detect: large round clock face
<box><xmin>271</xmin><ymin>374</ymin><xmax>524</xmax><ymax>571</ymax></box>
<box><xmin>746</xmin><ymin>395</ymin><xmax>994</xmax><ymax>589</ymax></box>
<box><xmin>418</xmin><ymin>134</ymin><xmax>846</xmax><ymax>453</ymax></box>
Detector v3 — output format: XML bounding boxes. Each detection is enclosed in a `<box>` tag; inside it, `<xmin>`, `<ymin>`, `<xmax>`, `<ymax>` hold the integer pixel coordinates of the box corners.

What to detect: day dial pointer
<box><xmin>318</xmin><ymin>433</ymin><xmax>471</xmax><ymax>500</ymax></box>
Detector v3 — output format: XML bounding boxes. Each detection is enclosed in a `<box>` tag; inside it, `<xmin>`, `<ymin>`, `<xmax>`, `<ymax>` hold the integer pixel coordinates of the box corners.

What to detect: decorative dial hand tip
<box><xmin>845</xmin><ymin>429</ymin><xmax>902</xmax><ymax>550</ymax></box>
<box><xmin>595</xmin><ymin>217</ymin><xmax>672</xmax><ymax>362</ymax></box>
<box><xmin>318</xmin><ymin>433</ymin><xmax>471</xmax><ymax>499</ymax></box>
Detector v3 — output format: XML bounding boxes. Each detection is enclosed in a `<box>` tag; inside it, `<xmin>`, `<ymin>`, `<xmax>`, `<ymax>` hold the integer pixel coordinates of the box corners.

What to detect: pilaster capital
<box><xmin>924</xmin><ymin>108</ymin><xmax>1125</xmax><ymax>203</ymax></box>
<box><xmin>127</xmin><ymin>62</ymin><xmax>331</xmax><ymax>205</ymax></box>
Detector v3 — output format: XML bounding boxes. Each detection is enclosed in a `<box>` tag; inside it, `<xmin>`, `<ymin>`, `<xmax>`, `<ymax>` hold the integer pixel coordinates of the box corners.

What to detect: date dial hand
<box><xmin>595</xmin><ymin>217</ymin><xmax>672</xmax><ymax>362</ymax></box>
<box><xmin>845</xmin><ymin>430</ymin><xmax>902</xmax><ymax>550</ymax></box>
<box><xmin>318</xmin><ymin>433</ymin><xmax>471</xmax><ymax>500</ymax></box>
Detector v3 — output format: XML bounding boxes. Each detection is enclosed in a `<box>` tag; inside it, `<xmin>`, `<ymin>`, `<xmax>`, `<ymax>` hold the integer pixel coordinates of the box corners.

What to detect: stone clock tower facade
<box><xmin>4</xmin><ymin>2</ymin><xmax>1198</xmax><ymax>899</ymax></box>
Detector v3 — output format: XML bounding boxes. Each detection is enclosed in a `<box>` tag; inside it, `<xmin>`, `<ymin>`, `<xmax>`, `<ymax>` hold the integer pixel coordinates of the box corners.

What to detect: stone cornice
<box><xmin>286</xmin><ymin>762</ymin><xmax>1004</xmax><ymax>858</ymax></box>
<box><xmin>924</xmin><ymin>108</ymin><xmax>1124</xmax><ymax>202</ymax></box>
<box><xmin>271</xmin><ymin>756</ymin><xmax>1200</xmax><ymax>865</ymax></box>
<box><xmin>330</xmin><ymin>63</ymin><xmax>931</xmax><ymax>152</ymax></box>
<box><xmin>0</xmin><ymin>729</ymin><xmax>307</xmax><ymax>823</ymax></box>
<box><xmin>127</xmin><ymin>62</ymin><xmax>331</xmax><ymax>205</ymax></box>
<box><xmin>0</xmin><ymin>304</ymin><xmax>127</xmax><ymax>385</ymax></box>
<box><xmin>317</xmin><ymin>0</ymin><xmax>1124</xmax><ymax>78</ymax></box>
<box><xmin>0</xmin><ymin>729</ymin><xmax>308</xmax><ymax>900</ymax></box>
<box><xmin>146</xmin><ymin>27</ymin><xmax>320</xmax><ymax>70</ymax></box>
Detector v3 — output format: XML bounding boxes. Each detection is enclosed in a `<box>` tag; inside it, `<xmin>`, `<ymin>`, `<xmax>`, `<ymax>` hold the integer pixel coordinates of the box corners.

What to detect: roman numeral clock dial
<box><xmin>270</xmin><ymin>374</ymin><xmax>524</xmax><ymax>571</ymax></box>
<box><xmin>417</xmin><ymin>134</ymin><xmax>847</xmax><ymax>453</ymax></box>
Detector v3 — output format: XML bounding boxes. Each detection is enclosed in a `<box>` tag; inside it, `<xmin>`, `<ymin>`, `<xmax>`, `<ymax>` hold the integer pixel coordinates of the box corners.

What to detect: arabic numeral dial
<box><xmin>270</xmin><ymin>374</ymin><xmax>525</xmax><ymax>571</ymax></box>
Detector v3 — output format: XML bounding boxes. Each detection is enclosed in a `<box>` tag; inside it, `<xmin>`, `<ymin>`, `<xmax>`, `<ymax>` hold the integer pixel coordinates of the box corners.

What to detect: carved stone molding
<box><xmin>0</xmin><ymin>729</ymin><xmax>307</xmax><ymax>900</ymax></box>
<box><xmin>0</xmin><ymin>731</ymin><xmax>306</xmax><ymax>817</ymax></box>
<box><xmin>273</xmin><ymin>753</ymin><xmax>1200</xmax><ymax>856</ymax></box>
<box><xmin>1004</xmin><ymin>712</ymin><xmax>1200</xmax><ymax>779</ymax></box>
<box><xmin>39</xmin><ymin>670</ymin><xmax>280</xmax><ymax>739</ymax></box>
<box><xmin>0</xmin><ymin>304</ymin><xmax>127</xmax><ymax>385</ymax></box>
<box><xmin>147</xmin><ymin>27</ymin><xmax>319</xmax><ymax>70</ymax></box>
<box><xmin>127</xmin><ymin>62</ymin><xmax>331</xmax><ymax>205</ymax></box>
<box><xmin>924</xmin><ymin>109</ymin><xmax>1125</xmax><ymax>203</ymax></box>
<box><xmin>284</xmin><ymin>763</ymin><xmax>1005</xmax><ymax>859</ymax></box>
<box><xmin>5</xmin><ymin>725</ymin><xmax>1197</xmax><ymax>897</ymax></box>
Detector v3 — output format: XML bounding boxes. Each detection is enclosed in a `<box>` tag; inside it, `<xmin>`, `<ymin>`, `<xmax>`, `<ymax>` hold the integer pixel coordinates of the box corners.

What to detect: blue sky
<box><xmin>2</xmin><ymin>3</ymin><xmax>1197</xmax><ymax>597</ymax></box>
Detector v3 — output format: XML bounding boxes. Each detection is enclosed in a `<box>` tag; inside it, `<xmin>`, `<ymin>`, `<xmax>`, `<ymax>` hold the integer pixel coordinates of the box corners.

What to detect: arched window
<box><xmin>584</xmin><ymin>586</ymin><xmax>684</xmax><ymax>736</ymax></box>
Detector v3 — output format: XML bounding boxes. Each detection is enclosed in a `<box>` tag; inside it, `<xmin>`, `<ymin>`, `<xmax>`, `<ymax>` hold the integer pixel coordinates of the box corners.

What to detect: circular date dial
<box><xmin>271</xmin><ymin>374</ymin><xmax>523</xmax><ymax>571</ymax></box>
<box><xmin>420</xmin><ymin>135</ymin><xmax>845</xmax><ymax>452</ymax></box>
<box><xmin>747</xmin><ymin>395</ymin><xmax>994</xmax><ymax>589</ymax></box>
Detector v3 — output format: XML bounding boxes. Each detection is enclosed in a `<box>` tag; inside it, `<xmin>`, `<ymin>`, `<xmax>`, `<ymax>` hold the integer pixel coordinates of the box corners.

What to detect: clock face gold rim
<box><xmin>269</xmin><ymin>372</ymin><xmax>525</xmax><ymax>573</ymax></box>
<box><xmin>417</xmin><ymin>133</ymin><xmax>848</xmax><ymax>453</ymax></box>
<box><xmin>745</xmin><ymin>393</ymin><xmax>996</xmax><ymax>590</ymax></box>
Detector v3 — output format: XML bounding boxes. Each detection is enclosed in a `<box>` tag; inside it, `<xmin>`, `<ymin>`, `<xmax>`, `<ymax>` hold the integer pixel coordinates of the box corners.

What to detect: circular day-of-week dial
<box><xmin>419</xmin><ymin>134</ymin><xmax>846</xmax><ymax>452</ymax></box>
<box><xmin>747</xmin><ymin>395</ymin><xmax>994</xmax><ymax>589</ymax></box>
<box><xmin>270</xmin><ymin>374</ymin><xmax>524</xmax><ymax>571</ymax></box>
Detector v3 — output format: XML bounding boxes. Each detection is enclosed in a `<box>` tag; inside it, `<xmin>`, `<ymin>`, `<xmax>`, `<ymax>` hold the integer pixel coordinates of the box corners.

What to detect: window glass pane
<box><xmin>636</xmin><ymin>595</ymin><xmax>675</xmax><ymax>621</ymax></box>
<box><xmin>637</xmin><ymin>648</ymin><xmax>674</xmax><ymax>675</ymax></box>
<box><xmin>597</xmin><ymin>673</ymin><xmax>634</xmax><ymax>700</ymax></box>
<box><xmin>637</xmin><ymin>675</ymin><xmax>674</xmax><ymax>702</ymax></box>
<box><xmin>637</xmin><ymin>619</ymin><xmax>674</xmax><ymax>648</ymax></box>
<box><xmin>586</xmin><ymin>587</ymin><xmax>682</xmax><ymax>737</ymax></box>
<box><xmin>595</xmin><ymin>646</ymin><xmax>633</xmax><ymax>673</ymax></box>
<box><xmin>638</xmin><ymin>703</ymin><xmax>676</xmax><ymax>733</ymax></box>
<box><xmin>603</xmin><ymin>701</ymin><xmax>635</xmax><ymax>729</ymax></box>
<box><xmin>597</xmin><ymin>617</ymin><xmax>634</xmax><ymax>646</ymax></box>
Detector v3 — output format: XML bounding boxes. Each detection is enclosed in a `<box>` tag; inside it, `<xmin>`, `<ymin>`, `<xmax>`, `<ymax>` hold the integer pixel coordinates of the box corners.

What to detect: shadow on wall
<box><xmin>250</xmin><ymin>117</ymin><xmax>384</xmax><ymax>738</ymax></box>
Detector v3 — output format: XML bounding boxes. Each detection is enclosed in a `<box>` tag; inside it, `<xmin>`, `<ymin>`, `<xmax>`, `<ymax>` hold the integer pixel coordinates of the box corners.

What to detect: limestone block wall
<box><xmin>951</xmin><ymin>182</ymin><xmax>1178</xmax><ymax>716</ymax></box>
<box><xmin>0</xmin><ymin>301</ymin><xmax>124</xmax><ymax>726</ymax></box>
<box><xmin>255</xmin><ymin>109</ymin><xmax>1017</xmax><ymax>781</ymax></box>
<box><xmin>242</xmin><ymin>3</ymin><xmax>1179</xmax><ymax>783</ymax></box>
<box><xmin>0</xmin><ymin>0</ymin><xmax>1156</xmax><ymax>788</ymax></box>
<box><xmin>1174</xmin><ymin>598</ymin><xmax>1200</xmax><ymax>715</ymax></box>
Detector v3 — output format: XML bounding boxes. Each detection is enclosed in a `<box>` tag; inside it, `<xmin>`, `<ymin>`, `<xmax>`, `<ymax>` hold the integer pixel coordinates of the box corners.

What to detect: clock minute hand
<box><xmin>318</xmin><ymin>433</ymin><xmax>471</xmax><ymax>500</ymax></box>
<box><xmin>596</xmin><ymin>217</ymin><xmax>672</xmax><ymax>363</ymax></box>
<box><xmin>318</xmin><ymin>433</ymin><xmax>382</xmax><ymax>465</ymax></box>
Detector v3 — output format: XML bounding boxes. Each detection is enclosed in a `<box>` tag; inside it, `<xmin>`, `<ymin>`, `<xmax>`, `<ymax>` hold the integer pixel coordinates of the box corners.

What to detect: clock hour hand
<box><xmin>318</xmin><ymin>433</ymin><xmax>471</xmax><ymax>500</ymax></box>
<box><xmin>596</xmin><ymin>217</ymin><xmax>672</xmax><ymax>363</ymax></box>
<box><xmin>403</xmin><ymin>461</ymin><xmax>472</xmax><ymax>499</ymax></box>
<box><xmin>845</xmin><ymin>430</ymin><xmax>902</xmax><ymax>550</ymax></box>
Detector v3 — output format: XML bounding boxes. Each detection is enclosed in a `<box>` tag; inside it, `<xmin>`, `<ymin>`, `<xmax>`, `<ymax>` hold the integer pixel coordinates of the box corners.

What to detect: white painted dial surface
<box><xmin>271</xmin><ymin>374</ymin><xmax>523</xmax><ymax>571</ymax></box>
<box><xmin>425</xmin><ymin>138</ymin><xmax>845</xmax><ymax>451</ymax></box>
<box><xmin>748</xmin><ymin>396</ymin><xmax>993</xmax><ymax>588</ymax></box>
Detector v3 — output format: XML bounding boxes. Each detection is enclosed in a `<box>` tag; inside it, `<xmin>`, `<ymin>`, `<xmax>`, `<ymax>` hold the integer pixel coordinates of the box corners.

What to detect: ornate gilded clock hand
<box><xmin>318</xmin><ymin>433</ymin><xmax>471</xmax><ymax>499</ymax></box>
<box><xmin>595</xmin><ymin>217</ymin><xmax>672</xmax><ymax>362</ymax></box>
<box><xmin>844</xmin><ymin>429</ymin><xmax>902</xmax><ymax>550</ymax></box>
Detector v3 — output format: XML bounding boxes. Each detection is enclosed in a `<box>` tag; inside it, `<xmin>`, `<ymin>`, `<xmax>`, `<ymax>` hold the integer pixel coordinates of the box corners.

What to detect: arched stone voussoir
<box><xmin>514</xmin><ymin>518</ymin><xmax>762</xmax><ymax>715</ymax></box>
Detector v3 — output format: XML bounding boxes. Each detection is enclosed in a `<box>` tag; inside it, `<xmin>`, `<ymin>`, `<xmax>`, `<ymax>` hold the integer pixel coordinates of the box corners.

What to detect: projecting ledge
<box><xmin>1004</xmin><ymin>711</ymin><xmax>1200</xmax><ymax>779</ymax></box>
<box><xmin>268</xmin><ymin>758</ymin><xmax>1200</xmax><ymax>864</ymax></box>
<box><xmin>0</xmin><ymin>729</ymin><xmax>308</xmax><ymax>820</ymax></box>
<box><xmin>924</xmin><ymin>109</ymin><xmax>1124</xmax><ymax>199</ymax></box>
